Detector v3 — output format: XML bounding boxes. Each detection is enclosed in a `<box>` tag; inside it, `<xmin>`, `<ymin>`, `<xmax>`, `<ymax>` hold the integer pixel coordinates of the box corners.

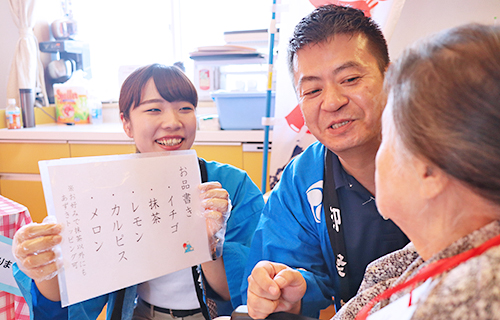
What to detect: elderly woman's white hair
<box><xmin>384</xmin><ymin>23</ymin><xmax>500</xmax><ymax>206</ymax></box>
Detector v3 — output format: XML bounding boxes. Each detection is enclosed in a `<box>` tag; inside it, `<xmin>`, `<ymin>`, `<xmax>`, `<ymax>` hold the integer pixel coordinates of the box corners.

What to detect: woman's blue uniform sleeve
<box><xmin>31</xmin><ymin>280</ymin><xmax>69</xmax><ymax>319</ymax></box>
<box><xmin>14</xmin><ymin>262</ymin><xmax>114</xmax><ymax>320</ymax></box>
<box><xmin>13</xmin><ymin>262</ymin><xmax>67</xmax><ymax>320</ymax></box>
<box><xmin>13</xmin><ymin>263</ymin><xmax>69</xmax><ymax>320</ymax></box>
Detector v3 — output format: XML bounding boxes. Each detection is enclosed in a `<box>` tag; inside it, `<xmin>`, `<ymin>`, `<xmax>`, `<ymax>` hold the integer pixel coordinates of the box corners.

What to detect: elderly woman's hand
<box><xmin>12</xmin><ymin>217</ymin><xmax>63</xmax><ymax>282</ymax></box>
<box><xmin>198</xmin><ymin>182</ymin><xmax>230</xmax><ymax>259</ymax></box>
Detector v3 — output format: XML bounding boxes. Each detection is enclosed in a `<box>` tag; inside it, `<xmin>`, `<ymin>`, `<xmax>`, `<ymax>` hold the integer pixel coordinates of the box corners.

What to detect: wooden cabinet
<box><xmin>0</xmin><ymin>178</ymin><xmax>47</xmax><ymax>223</ymax></box>
<box><xmin>193</xmin><ymin>143</ymin><xmax>243</xmax><ymax>169</ymax></box>
<box><xmin>0</xmin><ymin>141</ymin><xmax>136</xmax><ymax>222</ymax></box>
<box><xmin>0</xmin><ymin>142</ymin><xmax>70</xmax><ymax>173</ymax></box>
<box><xmin>242</xmin><ymin>143</ymin><xmax>271</xmax><ymax>192</ymax></box>
<box><xmin>69</xmin><ymin>142</ymin><xmax>137</xmax><ymax>157</ymax></box>
<box><xmin>0</xmin><ymin>141</ymin><xmax>70</xmax><ymax>222</ymax></box>
<box><xmin>0</xmin><ymin>139</ymin><xmax>270</xmax><ymax>222</ymax></box>
<box><xmin>193</xmin><ymin>142</ymin><xmax>271</xmax><ymax>192</ymax></box>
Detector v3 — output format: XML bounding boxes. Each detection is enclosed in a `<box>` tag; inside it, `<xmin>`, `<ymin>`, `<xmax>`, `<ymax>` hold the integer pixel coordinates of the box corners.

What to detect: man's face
<box><xmin>293</xmin><ymin>33</ymin><xmax>386</xmax><ymax>156</ymax></box>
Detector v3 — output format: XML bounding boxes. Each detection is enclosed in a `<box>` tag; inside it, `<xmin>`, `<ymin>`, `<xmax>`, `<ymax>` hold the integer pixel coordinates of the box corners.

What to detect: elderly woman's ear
<box><xmin>418</xmin><ymin>161</ymin><xmax>448</xmax><ymax>200</ymax></box>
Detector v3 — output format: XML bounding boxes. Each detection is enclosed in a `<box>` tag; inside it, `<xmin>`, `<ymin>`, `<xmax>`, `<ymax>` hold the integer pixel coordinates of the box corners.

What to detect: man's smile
<box><xmin>330</xmin><ymin>120</ymin><xmax>351</xmax><ymax>130</ymax></box>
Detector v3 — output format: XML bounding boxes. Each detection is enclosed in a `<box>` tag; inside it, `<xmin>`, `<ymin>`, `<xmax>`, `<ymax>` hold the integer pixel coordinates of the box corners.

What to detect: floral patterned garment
<box><xmin>334</xmin><ymin>220</ymin><xmax>500</xmax><ymax>320</ymax></box>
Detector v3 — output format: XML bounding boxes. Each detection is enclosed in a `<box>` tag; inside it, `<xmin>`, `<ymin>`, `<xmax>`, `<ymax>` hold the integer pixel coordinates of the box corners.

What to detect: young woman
<box><xmin>13</xmin><ymin>64</ymin><xmax>265</xmax><ymax>320</ymax></box>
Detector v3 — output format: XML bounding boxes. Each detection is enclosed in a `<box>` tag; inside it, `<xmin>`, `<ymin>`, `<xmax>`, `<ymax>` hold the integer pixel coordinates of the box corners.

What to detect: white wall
<box><xmin>0</xmin><ymin>0</ymin><xmax>499</xmax><ymax>108</ymax></box>
<box><xmin>0</xmin><ymin>1</ymin><xmax>19</xmax><ymax>109</ymax></box>
<box><xmin>388</xmin><ymin>0</ymin><xmax>499</xmax><ymax>60</ymax></box>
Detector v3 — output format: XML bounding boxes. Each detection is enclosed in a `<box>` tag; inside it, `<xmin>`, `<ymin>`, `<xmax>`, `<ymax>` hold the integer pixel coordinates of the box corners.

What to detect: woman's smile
<box><xmin>155</xmin><ymin>137</ymin><xmax>183</xmax><ymax>147</ymax></box>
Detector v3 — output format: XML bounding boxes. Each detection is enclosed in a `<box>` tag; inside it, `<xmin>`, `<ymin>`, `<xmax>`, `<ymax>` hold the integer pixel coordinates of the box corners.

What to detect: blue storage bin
<box><xmin>211</xmin><ymin>91</ymin><xmax>275</xmax><ymax>130</ymax></box>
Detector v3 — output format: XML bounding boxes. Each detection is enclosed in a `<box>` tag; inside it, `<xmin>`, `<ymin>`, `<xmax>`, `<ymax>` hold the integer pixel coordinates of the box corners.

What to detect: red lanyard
<box><xmin>356</xmin><ymin>232</ymin><xmax>500</xmax><ymax>320</ymax></box>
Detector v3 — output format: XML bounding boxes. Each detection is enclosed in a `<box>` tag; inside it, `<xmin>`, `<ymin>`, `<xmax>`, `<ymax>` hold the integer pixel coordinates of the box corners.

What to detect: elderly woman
<box><xmin>333</xmin><ymin>23</ymin><xmax>500</xmax><ymax>320</ymax></box>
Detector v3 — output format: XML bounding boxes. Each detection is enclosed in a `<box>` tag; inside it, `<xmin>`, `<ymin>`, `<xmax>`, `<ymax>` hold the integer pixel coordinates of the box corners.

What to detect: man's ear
<box><xmin>385</xmin><ymin>62</ymin><xmax>392</xmax><ymax>73</ymax></box>
<box><xmin>418</xmin><ymin>160</ymin><xmax>448</xmax><ymax>200</ymax></box>
<box><xmin>121</xmin><ymin>113</ymin><xmax>133</xmax><ymax>138</ymax></box>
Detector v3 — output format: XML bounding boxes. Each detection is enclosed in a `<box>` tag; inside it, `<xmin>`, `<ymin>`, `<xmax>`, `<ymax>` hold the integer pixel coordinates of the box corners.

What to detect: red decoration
<box><xmin>308</xmin><ymin>0</ymin><xmax>386</xmax><ymax>17</ymax></box>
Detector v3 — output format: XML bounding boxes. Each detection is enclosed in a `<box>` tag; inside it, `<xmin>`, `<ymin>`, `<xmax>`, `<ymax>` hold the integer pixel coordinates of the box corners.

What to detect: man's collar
<box><xmin>328</xmin><ymin>151</ymin><xmax>351</xmax><ymax>190</ymax></box>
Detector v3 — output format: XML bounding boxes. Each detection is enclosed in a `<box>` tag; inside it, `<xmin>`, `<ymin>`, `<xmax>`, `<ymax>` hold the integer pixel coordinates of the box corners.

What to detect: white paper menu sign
<box><xmin>39</xmin><ymin>150</ymin><xmax>211</xmax><ymax>307</ymax></box>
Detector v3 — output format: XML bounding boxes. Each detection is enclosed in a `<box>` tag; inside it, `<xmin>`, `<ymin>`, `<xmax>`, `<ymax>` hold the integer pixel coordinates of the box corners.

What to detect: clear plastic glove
<box><xmin>12</xmin><ymin>216</ymin><xmax>63</xmax><ymax>282</ymax></box>
<box><xmin>198</xmin><ymin>182</ymin><xmax>231</xmax><ymax>260</ymax></box>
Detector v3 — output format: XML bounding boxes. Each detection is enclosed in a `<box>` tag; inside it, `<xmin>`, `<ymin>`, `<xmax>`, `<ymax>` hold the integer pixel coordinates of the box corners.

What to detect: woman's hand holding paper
<box><xmin>12</xmin><ymin>216</ymin><xmax>63</xmax><ymax>282</ymax></box>
<box><xmin>199</xmin><ymin>182</ymin><xmax>230</xmax><ymax>259</ymax></box>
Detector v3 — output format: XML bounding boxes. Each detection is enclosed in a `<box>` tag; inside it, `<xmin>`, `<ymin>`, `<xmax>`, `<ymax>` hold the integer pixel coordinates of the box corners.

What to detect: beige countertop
<box><xmin>0</xmin><ymin>123</ymin><xmax>273</xmax><ymax>144</ymax></box>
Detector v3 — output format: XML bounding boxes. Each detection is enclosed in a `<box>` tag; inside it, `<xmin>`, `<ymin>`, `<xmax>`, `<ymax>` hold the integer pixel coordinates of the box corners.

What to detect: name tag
<box><xmin>0</xmin><ymin>235</ymin><xmax>22</xmax><ymax>296</ymax></box>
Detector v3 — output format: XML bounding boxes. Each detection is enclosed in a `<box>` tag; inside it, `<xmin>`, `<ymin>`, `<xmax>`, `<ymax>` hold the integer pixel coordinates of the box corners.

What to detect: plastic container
<box><xmin>211</xmin><ymin>91</ymin><xmax>275</xmax><ymax>130</ymax></box>
<box><xmin>53</xmin><ymin>84</ymin><xmax>89</xmax><ymax>124</ymax></box>
<box><xmin>5</xmin><ymin>99</ymin><xmax>21</xmax><ymax>129</ymax></box>
<box><xmin>197</xmin><ymin>114</ymin><xmax>220</xmax><ymax>131</ymax></box>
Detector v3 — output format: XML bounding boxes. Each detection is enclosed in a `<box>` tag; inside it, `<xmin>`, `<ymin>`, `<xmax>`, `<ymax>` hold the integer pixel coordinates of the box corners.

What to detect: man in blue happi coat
<box><xmin>243</xmin><ymin>5</ymin><xmax>409</xmax><ymax>318</ymax></box>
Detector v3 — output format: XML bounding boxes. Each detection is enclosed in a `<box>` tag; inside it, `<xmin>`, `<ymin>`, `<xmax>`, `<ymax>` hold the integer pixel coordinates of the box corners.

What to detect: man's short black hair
<box><xmin>288</xmin><ymin>4</ymin><xmax>390</xmax><ymax>75</ymax></box>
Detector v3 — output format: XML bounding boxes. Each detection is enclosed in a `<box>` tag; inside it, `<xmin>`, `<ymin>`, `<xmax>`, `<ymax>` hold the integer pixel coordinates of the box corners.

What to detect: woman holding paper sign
<box><xmin>12</xmin><ymin>64</ymin><xmax>265</xmax><ymax>320</ymax></box>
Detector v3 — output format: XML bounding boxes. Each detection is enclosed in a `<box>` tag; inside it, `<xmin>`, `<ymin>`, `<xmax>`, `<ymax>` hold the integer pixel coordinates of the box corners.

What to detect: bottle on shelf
<box><xmin>5</xmin><ymin>99</ymin><xmax>21</xmax><ymax>129</ymax></box>
<box><xmin>89</xmin><ymin>96</ymin><xmax>103</xmax><ymax>124</ymax></box>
